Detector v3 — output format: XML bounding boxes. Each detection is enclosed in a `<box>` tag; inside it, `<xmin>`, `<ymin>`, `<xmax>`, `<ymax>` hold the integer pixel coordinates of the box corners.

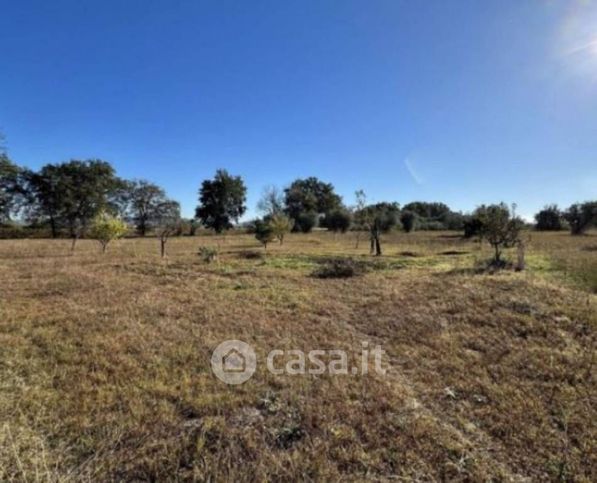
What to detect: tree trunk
<box><xmin>493</xmin><ymin>244</ymin><xmax>500</xmax><ymax>264</ymax></box>
<box><xmin>161</xmin><ymin>239</ymin><xmax>166</xmax><ymax>258</ymax></box>
<box><xmin>375</xmin><ymin>236</ymin><xmax>382</xmax><ymax>256</ymax></box>
<box><xmin>50</xmin><ymin>217</ymin><xmax>57</xmax><ymax>238</ymax></box>
<box><xmin>71</xmin><ymin>235</ymin><xmax>78</xmax><ymax>252</ymax></box>
<box><xmin>516</xmin><ymin>240</ymin><xmax>525</xmax><ymax>271</ymax></box>
<box><xmin>102</xmin><ymin>242</ymin><xmax>107</xmax><ymax>254</ymax></box>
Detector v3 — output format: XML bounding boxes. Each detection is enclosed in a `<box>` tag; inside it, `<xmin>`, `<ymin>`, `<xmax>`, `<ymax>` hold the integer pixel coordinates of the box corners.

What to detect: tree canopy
<box><xmin>27</xmin><ymin>160</ymin><xmax>124</xmax><ymax>242</ymax></box>
<box><xmin>0</xmin><ymin>153</ymin><xmax>26</xmax><ymax>224</ymax></box>
<box><xmin>284</xmin><ymin>177</ymin><xmax>342</xmax><ymax>231</ymax></box>
<box><xmin>564</xmin><ymin>202</ymin><xmax>597</xmax><ymax>235</ymax></box>
<box><xmin>196</xmin><ymin>169</ymin><xmax>247</xmax><ymax>233</ymax></box>
<box><xmin>534</xmin><ymin>205</ymin><xmax>564</xmax><ymax>231</ymax></box>
<box><xmin>127</xmin><ymin>180</ymin><xmax>178</xmax><ymax>236</ymax></box>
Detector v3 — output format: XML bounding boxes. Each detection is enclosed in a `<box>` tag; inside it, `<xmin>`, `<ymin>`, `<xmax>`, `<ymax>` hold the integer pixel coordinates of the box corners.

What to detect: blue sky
<box><xmin>1</xmin><ymin>0</ymin><xmax>596</xmax><ymax>220</ymax></box>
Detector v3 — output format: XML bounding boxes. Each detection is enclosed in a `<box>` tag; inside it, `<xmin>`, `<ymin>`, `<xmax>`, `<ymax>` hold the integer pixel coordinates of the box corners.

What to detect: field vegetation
<box><xmin>1</xmin><ymin>230</ymin><xmax>595</xmax><ymax>481</ymax></box>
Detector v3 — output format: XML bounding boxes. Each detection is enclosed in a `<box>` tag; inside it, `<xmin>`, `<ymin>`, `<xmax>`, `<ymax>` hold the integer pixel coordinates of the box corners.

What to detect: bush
<box><xmin>312</xmin><ymin>258</ymin><xmax>364</xmax><ymax>278</ymax></box>
<box><xmin>535</xmin><ymin>205</ymin><xmax>564</xmax><ymax>231</ymax></box>
<box><xmin>463</xmin><ymin>215</ymin><xmax>484</xmax><ymax>238</ymax></box>
<box><xmin>474</xmin><ymin>203</ymin><xmax>524</xmax><ymax>264</ymax></box>
<box><xmin>564</xmin><ymin>201</ymin><xmax>597</xmax><ymax>235</ymax></box>
<box><xmin>199</xmin><ymin>246</ymin><xmax>218</xmax><ymax>263</ymax></box>
<box><xmin>237</xmin><ymin>250</ymin><xmax>264</xmax><ymax>260</ymax></box>
<box><xmin>268</xmin><ymin>213</ymin><xmax>293</xmax><ymax>244</ymax></box>
<box><xmin>321</xmin><ymin>209</ymin><xmax>352</xmax><ymax>233</ymax></box>
<box><xmin>442</xmin><ymin>211</ymin><xmax>465</xmax><ymax>230</ymax></box>
<box><xmin>254</xmin><ymin>218</ymin><xmax>276</xmax><ymax>248</ymax></box>
<box><xmin>400</xmin><ymin>211</ymin><xmax>417</xmax><ymax>233</ymax></box>
<box><xmin>293</xmin><ymin>212</ymin><xmax>317</xmax><ymax>233</ymax></box>
<box><xmin>88</xmin><ymin>211</ymin><xmax>128</xmax><ymax>253</ymax></box>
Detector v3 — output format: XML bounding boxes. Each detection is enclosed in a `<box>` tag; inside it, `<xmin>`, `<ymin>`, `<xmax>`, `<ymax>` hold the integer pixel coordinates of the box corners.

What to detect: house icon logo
<box><xmin>223</xmin><ymin>348</ymin><xmax>246</xmax><ymax>372</ymax></box>
<box><xmin>211</xmin><ymin>340</ymin><xmax>256</xmax><ymax>384</ymax></box>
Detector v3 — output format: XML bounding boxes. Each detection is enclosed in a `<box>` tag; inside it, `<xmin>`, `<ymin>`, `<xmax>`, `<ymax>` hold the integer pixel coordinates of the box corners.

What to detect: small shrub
<box><xmin>238</xmin><ymin>250</ymin><xmax>264</xmax><ymax>260</ymax></box>
<box><xmin>88</xmin><ymin>211</ymin><xmax>128</xmax><ymax>253</ymax></box>
<box><xmin>463</xmin><ymin>215</ymin><xmax>484</xmax><ymax>238</ymax></box>
<box><xmin>268</xmin><ymin>213</ymin><xmax>293</xmax><ymax>244</ymax></box>
<box><xmin>312</xmin><ymin>258</ymin><xmax>364</xmax><ymax>278</ymax></box>
<box><xmin>254</xmin><ymin>218</ymin><xmax>276</xmax><ymax>249</ymax></box>
<box><xmin>199</xmin><ymin>246</ymin><xmax>218</xmax><ymax>263</ymax></box>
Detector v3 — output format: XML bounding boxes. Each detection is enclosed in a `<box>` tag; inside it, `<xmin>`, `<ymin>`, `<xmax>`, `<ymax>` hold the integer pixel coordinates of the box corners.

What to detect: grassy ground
<box><xmin>0</xmin><ymin>231</ymin><xmax>595</xmax><ymax>481</ymax></box>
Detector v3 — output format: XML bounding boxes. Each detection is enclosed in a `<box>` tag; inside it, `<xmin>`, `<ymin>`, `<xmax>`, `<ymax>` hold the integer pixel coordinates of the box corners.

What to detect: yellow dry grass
<box><xmin>0</xmin><ymin>231</ymin><xmax>595</xmax><ymax>481</ymax></box>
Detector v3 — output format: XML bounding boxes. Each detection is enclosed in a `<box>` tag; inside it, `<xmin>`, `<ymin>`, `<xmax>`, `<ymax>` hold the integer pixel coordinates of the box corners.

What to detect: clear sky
<box><xmin>1</xmin><ymin>0</ymin><xmax>595</xmax><ymax>220</ymax></box>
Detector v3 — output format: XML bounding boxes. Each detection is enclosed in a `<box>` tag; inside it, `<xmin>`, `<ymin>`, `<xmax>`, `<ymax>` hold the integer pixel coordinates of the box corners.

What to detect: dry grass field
<box><xmin>1</xmin><ymin>231</ymin><xmax>595</xmax><ymax>481</ymax></box>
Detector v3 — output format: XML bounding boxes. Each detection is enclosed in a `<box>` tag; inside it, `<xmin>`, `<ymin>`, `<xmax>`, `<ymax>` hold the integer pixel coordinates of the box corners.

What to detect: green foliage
<box><xmin>155</xmin><ymin>200</ymin><xmax>181</xmax><ymax>257</ymax></box>
<box><xmin>362</xmin><ymin>202</ymin><xmax>400</xmax><ymax>233</ymax></box>
<box><xmin>181</xmin><ymin>218</ymin><xmax>199</xmax><ymax>236</ymax></box>
<box><xmin>321</xmin><ymin>209</ymin><xmax>352</xmax><ymax>233</ymax></box>
<box><xmin>196</xmin><ymin>169</ymin><xmax>247</xmax><ymax>233</ymax></box>
<box><xmin>441</xmin><ymin>211</ymin><xmax>466</xmax><ymax>230</ymax></box>
<box><xmin>354</xmin><ymin>201</ymin><xmax>401</xmax><ymax>255</ymax></box>
<box><xmin>253</xmin><ymin>218</ymin><xmax>276</xmax><ymax>248</ymax></box>
<box><xmin>403</xmin><ymin>201</ymin><xmax>451</xmax><ymax>220</ymax></box>
<box><xmin>294</xmin><ymin>211</ymin><xmax>318</xmax><ymax>233</ymax></box>
<box><xmin>474</xmin><ymin>203</ymin><xmax>524</xmax><ymax>264</ymax></box>
<box><xmin>89</xmin><ymin>211</ymin><xmax>128</xmax><ymax>253</ymax></box>
<box><xmin>402</xmin><ymin>201</ymin><xmax>464</xmax><ymax>230</ymax></box>
<box><xmin>312</xmin><ymin>258</ymin><xmax>363</xmax><ymax>278</ymax></box>
<box><xmin>416</xmin><ymin>220</ymin><xmax>445</xmax><ymax>231</ymax></box>
<box><xmin>463</xmin><ymin>214</ymin><xmax>484</xmax><ymax>238</ymax></box>
<box><xmin>0</xmin><ymin>153</ymin><xmax>26</xmax><ymax>224</ymax></box>
<box><xmin>198</xmin><ymin>246</ymin><xmax>218</xmax><ymax>263</ymax></box>
<box><xmin>268</xmin><ymin>213</ymin><xmax>294</xmax><ymax>244</ymax></box>
<box><xmin>127</xmin><ymin>180</ymin><xmax>178</xmax><ymax>236</ymax></box>
<box><xmin>284</xmin><ymin>177</ymin><xmax>342</xmax><ymax>231</ymax></box>
<box><xmin>534</xmin><ymin>205</ymin><xmax>564</xmax><ymax>231</ymax></box>
<box><xmin>27</xmin><ymin>160</ymin><xmax>125</xmax><ymax>242</ymax></box>
<box><xmin>400</xmin><ymin>211</ymin><xmax>417</xmax><ymax>233</ymax></box>
<box><xmin>564</xmin><ymin>201</ymin><xmax>597</xmax><ymax>235</ymax></box>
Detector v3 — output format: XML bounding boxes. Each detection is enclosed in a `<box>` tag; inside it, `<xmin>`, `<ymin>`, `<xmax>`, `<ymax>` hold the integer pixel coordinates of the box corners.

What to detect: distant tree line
<box><xmin>1</xmin><ymin>144</ymin><xmax>596</xmax><ymax>253</ymax></box>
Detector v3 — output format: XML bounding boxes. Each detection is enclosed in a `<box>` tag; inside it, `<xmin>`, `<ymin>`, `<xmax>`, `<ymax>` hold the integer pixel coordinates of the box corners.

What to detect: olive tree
<box><xmin>89</xmin><ymin>211</ymin><xmax>128</xmax><ymax>253</ymax></box>
<box><xmin>474</xmin><ymin>203</ymin><xmax>523</xmax><ymax>265</ymax></box>
<box><xmin>268</xmin><ymin>213</ymin><xmax>293</xmax><ymax>245</ymax></box>
<box><xmin>254</xmin><ymin>218</ymin><xmax>276</xmax><ymax>249</ymax></box>
<box><xmin>155</xmin><ymin>200</ymin><xmax>181</xmax><ymax>258</ymax></box>
<box><xmin>534</xmin><ymin>205</ymin><xmax>564</xmax><ymax>231</ymax></box>
<box><xmin>353</xmin><ymin>190</ymin><xmax>368</xmax><ymax>248</ymax></box>
<box><xmin>564</xmin><ymin>201</ymin><xmax>597</xmax><ymax>235</ymax></box>
<box><xmin>354</xmin><ymin>198</ymin><xmax>400</xmax><ymax>256</ymax></box>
